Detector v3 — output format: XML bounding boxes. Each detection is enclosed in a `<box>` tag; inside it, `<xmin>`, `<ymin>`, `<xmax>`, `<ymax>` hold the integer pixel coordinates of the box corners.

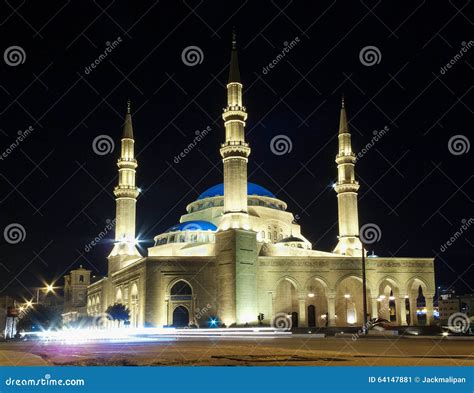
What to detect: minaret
<box><xmin>333</xmin><ymin>96</ymin><xmax>362</xmax><ymax>256</ymax></box>
<box><xmin>109</xmin><ymin>100</ymin><xmax>141</xmax><ymax>271</ymax></box>
<box><xmin>215</xmin><ymin>30</ymin><xmax>258</xmax><ymax>326</ymax></box>
<box><xmin>219</xmin><ymin>29</ymin><xmax>250</xmax><ymax>230</ymax></box>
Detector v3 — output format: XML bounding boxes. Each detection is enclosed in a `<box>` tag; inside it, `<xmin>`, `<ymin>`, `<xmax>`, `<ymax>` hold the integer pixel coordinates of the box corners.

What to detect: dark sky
<box><xmin>0</xmin><ymin>1</ymin><xmax>472</xmax><ymax>300</ymax></box>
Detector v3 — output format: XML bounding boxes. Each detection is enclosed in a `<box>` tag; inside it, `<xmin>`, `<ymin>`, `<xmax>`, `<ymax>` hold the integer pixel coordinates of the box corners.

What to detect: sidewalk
<box><xmin>0</xmin><ymin>351</ymin><xmax>47</xmax><ymax>366</ymax></box>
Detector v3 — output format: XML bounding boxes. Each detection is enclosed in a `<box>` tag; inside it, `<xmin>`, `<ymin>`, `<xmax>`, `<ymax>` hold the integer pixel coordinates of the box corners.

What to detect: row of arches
<box><xmin>273</xmin><ymin>275</ymin><xmax>434</xmax><ymax>327</ymax></box>
<box><xmin>115</xmin><ymin>282</ymin><xmax>140</xmax><ymax>327</ymax></box>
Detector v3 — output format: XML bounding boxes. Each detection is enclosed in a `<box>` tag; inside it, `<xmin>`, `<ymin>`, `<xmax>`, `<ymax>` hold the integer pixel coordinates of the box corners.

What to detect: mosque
<box><xmin>87</xmin><ymin>34</ymin><xmax>435</xmax><ymax>329</ymax></box>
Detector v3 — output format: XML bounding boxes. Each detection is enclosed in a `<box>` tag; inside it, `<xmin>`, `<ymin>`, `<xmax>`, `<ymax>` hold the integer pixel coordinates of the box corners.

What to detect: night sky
<box><xmin>0</xmin><ymin>1</ymin><xmax>472</xmax><ymax>300</ymax></box>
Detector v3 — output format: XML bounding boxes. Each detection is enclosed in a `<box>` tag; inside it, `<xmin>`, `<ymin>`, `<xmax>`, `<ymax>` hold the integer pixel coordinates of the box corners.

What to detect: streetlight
<box><xmin>35</xmin><ymin>282</ymin><xmax>56</xmax><ymax>303</ymax></box>
<box><xmin>360</xmin><ymin>240</ymin><xmax>368</xmax><ymax>333</ymax></box>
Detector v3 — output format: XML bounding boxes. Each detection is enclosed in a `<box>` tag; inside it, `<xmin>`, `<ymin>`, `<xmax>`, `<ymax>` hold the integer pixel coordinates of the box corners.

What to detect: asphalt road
<box><xmin>1</xmin><ymin>336</ymin><xmax>473</xmax><ymax>366</ymax></box>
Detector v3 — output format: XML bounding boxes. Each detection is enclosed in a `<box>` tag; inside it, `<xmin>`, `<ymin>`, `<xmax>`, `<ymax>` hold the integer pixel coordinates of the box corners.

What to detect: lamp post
<box><xmin>35</xmin><ymin>283</ymin><xmax>55</xmax><ymax>304</ymax></box>
<box><xmin>361</xmin><ymin>241</ymin><xmax>368</xmax><ymax>333</ymax></box>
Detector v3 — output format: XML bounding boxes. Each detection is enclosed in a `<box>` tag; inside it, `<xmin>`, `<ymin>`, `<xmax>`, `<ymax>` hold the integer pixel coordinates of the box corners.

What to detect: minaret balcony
<box><xmin>117</xmin><ymin>158</ymin><xmax>138</xmax><ymax>169</ymax></box>
<box><xmin>222</xmin><ymin>107</ymin><xmax>247</xmax><ymax>121</ymax></box>
<box><xmin>114</xmin><ymin>186</ymin><xmax>139</xmax><ymax>198</ymax></box>
<box><xmin>220</xmin><ymin>141</ymin><xmax>251</xmax><ymax>159</ymax></box>
<box><xmin>334</xmin><ymin>181</ymin><xmax>360</xmax><ymax>194</ymax></box>
<box><xmin>335</xmin><ymin>153</ymin><xmax>356</xmax><ymax>165</ymax></box>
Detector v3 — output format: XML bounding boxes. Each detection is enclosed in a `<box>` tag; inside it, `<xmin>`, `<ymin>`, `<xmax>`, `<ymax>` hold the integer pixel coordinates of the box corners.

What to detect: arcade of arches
<box><xmin>272</xmin><ymin>276</ymin><xmax>434</xmax><ymax>327</ymax></box>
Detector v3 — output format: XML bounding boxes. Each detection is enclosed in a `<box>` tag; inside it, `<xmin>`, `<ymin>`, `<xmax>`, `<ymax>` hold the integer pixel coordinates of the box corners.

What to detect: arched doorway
<box><xmin>307</xmin><ymin>305</ymin><xmax>316</xmax><ymax>328</ymax></box>
<box><xmin>168</xmin><ymin>280</ymin><xmax>194</xmax><ymax>327</ymax></box>
<box><xmin>335</xmin><ymin>276</ymin><xmax>370</xmax><ymax>327</ymax></box>
<box><xmin>172</xmin><ymin>306</ymin><xmax>189</xmax><ymax>327</ymax></box>
<box><xmin>305</xmin><ymin>277</ymin><xmax>328</xmax><ymax>327</ymax></box>
<box><xmin>274</xmin><ymin>278</ymin><xmax>299</xmax><ymax>328</ymax></box>
<box><xmin>406</xmin><ymin>277</ymin><xmax>433</xmax><ymax>326</ymax></box>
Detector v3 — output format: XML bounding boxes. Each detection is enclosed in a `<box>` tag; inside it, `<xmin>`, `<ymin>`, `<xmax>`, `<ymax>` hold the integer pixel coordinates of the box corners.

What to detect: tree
<box><xmin>105</xmin><ymin>303</ymin><xmax>130</xmax><ymax>327</ymax></box>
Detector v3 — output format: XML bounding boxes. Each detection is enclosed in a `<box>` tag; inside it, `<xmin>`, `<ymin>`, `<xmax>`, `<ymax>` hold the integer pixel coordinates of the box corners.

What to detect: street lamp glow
<box><xmin>45</xmin><ymin>283</ymin><xmax>54</xmax><ymax>293</ymax></box>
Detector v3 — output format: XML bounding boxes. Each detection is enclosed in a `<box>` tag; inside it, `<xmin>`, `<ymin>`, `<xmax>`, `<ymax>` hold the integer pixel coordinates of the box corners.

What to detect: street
<box><xmin>0</xmin><ymin>335</ymin><xmax>473</xmax><ymax>366</ymax></box>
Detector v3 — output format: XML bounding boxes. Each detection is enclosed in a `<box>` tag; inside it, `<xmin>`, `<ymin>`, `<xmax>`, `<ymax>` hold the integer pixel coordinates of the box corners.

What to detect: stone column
<box><xmin>398</xmin><ymin>296</ymin><xmax>407</xmax><ymax>326</ymax></box>
<box><xmin>425</xmin><ymin>294</ymin><xmax>434</xmax><ymax>326</ymax></box>
<box><xmin>328</xmin><ymin>294</ymin><xmax>336</xmax><ymax>327</ymax></box>
<box><xmin>370</xmin><ymin>297</ymin><xmax>379</xmax><ymax>319</ymax></box>
<box><xmin>298</xmin><ymin>294</ymin><xmax>307</xmax><ymax>328</ymax></box>
<box><xmin>409</xmin><ymin>297</ymin><xmax>417</xmax><ymax>326</ymax></box>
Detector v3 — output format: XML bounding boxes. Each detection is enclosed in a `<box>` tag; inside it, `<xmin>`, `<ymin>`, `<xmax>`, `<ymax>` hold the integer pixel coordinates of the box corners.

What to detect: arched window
<box><xmin>170</xmin><ymin>281</ymin><xmax>192</xmax><ymax>300</ymax></box>
<box><xmin>261</xmin><ymin>231</ymin><xmax>265</xmax><ymax>239</ymax></box>
<box><xmin>79</xmin><ymin>275</ymin><xmax>84</xmax><ymax>282</ymax></box>
<box><xmin>171</xmin><ymin>281</ymin><xmax>192</xmax><ymax>295</ymax></box>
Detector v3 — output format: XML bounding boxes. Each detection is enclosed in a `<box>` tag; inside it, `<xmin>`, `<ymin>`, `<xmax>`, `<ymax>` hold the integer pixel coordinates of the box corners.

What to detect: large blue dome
<box><xmin>165</xmin><ymin>220</ymin><xmax>217</xmax><ymax>233</ymax></box>
<box><xmin>197</xmin><ymin>182</ymin><xmax>275</xmax><ymax>200</ymax></box>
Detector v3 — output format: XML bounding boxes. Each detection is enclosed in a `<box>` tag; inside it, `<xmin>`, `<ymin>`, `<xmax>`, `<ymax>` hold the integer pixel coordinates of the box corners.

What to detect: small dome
<box><xmin>279</xmin><ymin>236</ymin><xmax>305</xmax><ymax>243</ymax></box>
<box><xmin>165</xmin><ymin>220</ymin><xmax>217</xmax><ymax>233</ymax></box>
<box><xmin>197</xmin><ymin>182</ymin><xmax>275</xmax><ymax>200</ymax></box>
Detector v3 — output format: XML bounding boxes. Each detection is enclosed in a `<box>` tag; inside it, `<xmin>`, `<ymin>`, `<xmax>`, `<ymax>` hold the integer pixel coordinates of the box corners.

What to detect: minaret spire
<box><xmin>109</xmin><ymin>99</ymin><xmax>141</xmax><ymax>269</ymax></box>
<box><xmin>333</xmin><ymin>97</ymin><xmax>362</xmax><ymax>256</ymax></box>
<box><xmin>122</xmin><ymin>99</ymin><xmax>134</xmax><ymax>139</ymax></box>
<box><xmin>228</xmin><ymin>27</ymin><xmax>241</xmax><ymax>83</ymax></box>
<box><xmin>219</xmin><ymin>28</ymin><xmax>250</xmax><ymax>229</ymax></box>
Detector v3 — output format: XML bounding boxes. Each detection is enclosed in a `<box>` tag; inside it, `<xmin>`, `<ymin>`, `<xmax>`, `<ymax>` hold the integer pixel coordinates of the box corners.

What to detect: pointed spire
<box><xmin>228</xmin><ymin>27</ymin><xmax>241</xmax><ymax>83</ymax></box>
<box><xmin>339</xmin><ymin>94</ymin><xmax>349</xmax><ymax>135</ymax></box>
<box><xmin>122</xmin><ymin>99</ymin><xmax>134</xmax><ymax>139</ymax></box>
